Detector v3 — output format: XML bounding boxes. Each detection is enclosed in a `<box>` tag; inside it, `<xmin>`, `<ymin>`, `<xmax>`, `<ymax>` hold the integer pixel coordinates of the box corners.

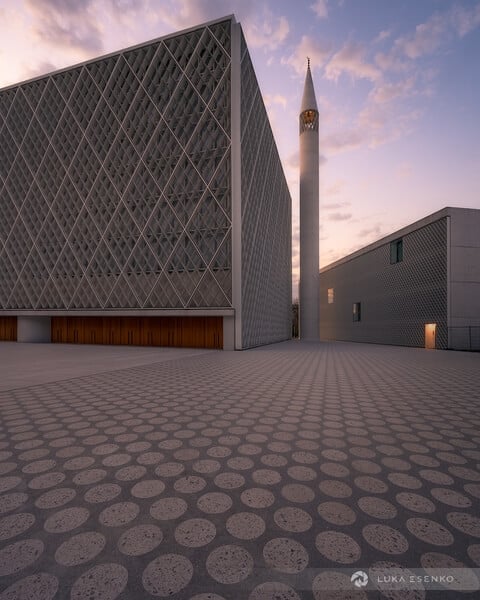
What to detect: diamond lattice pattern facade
<box><xmin>0</xmin><ymin>17</ymin><xmax>292</xmax><ymax>350</ymax></box>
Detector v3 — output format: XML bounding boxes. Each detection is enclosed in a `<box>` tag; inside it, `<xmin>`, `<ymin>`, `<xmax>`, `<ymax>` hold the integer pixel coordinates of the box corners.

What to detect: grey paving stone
<box><xmin>0</xmin><ymin>340</ymin><xmax>479</xmax><ymax>598</ymax></box>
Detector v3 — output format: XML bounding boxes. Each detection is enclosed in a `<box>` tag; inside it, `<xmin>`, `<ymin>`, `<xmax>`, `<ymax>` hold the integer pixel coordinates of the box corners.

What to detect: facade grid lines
<box><xmin>0</xmin><ymin>16</ymin><xmax>292</xmax><ymax>350</ymax></box>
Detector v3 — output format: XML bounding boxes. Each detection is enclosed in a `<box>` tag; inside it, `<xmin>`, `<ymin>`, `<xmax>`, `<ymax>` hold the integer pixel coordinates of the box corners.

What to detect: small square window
<box><xmin>328</xmin><ymin>288</ymin><xmax>334</xmax><ymax>304</ymax></box>
<box><xmin>353</xmin><ymin>302</ymin><xmax>361</xmax><ymax>322</ymax></box>
<box><xmin>390</xmin><ymin>238</ymin><xmax>403</xmax><ymax>263</ymax></box>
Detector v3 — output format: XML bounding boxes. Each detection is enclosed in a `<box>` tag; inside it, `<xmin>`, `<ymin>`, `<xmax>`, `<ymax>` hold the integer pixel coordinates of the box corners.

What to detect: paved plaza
<box><xmin>0</xmin><ymin>340</ymin><xmax>479</xmax><ymax>599</ymax></box>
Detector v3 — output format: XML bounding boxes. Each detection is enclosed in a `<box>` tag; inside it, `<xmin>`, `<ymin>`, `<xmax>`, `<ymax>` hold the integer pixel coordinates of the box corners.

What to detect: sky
<box><xmin>0</xmin><ymin>0</ymin><xmax>479</xmax><ymax>295</ymax></box>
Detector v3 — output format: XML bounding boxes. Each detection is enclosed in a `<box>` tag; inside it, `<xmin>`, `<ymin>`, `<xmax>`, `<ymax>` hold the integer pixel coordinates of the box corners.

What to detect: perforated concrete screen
<box><xmin>320</xmin><ymin>217</ymin><xmax>449</xmax><ymax>348</ymax></box>
<box><xmin>0</xmin><ymin>19</ymin><xmax>233</xmax><ymax>311</ymax></box>
<box><xmin>239</xmin><ymin>33</ymin><xmax>292</xmax><ymax>348</ymax></box>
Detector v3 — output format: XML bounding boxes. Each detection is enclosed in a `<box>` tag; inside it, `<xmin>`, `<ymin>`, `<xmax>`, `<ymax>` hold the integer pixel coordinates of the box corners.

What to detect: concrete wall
<box><xmin>449</xmin><ymin>208</ymin><xmax>480</xmax><ymax>327</ymax></box>
<box><xmin>320</xmin><ymin>218</ymin><xmax>449</xmax><ymax>348</ymax></box>
<box><xmin>17</xmin><ymin>316</ymin><xmax>51</xmax><ymax>343</ymax></box>
<box><xmin>237</xmin><ymin>29</ymin><xmax>292</xmax><ymax>349</ymax></box>
<box><xmin>448</xmin><ymin>208</ymin><xmax>480</xmax><ymax>350</ymax></box>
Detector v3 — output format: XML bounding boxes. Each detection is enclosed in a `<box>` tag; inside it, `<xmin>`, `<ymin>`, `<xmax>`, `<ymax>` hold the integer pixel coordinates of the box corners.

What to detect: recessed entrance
<box><xmin>425</xmin><ymin>323</ymin><xmax>436</xmax><ymax>349</ymax></box>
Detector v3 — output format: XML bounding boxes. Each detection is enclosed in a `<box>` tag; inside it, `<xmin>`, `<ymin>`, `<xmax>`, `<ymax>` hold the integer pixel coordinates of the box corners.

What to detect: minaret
<box><xmin>299</xmin><ymin>58</ymin><xmax>320</xmax><ymax>341</ymax></box>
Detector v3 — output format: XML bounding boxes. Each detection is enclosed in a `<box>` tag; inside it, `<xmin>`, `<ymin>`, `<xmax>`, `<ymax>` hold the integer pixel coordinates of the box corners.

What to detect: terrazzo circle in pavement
<box><xmin>0</xmin><ymin>340</ymin><xmax>479</xmax><ymax>598</ymax></box>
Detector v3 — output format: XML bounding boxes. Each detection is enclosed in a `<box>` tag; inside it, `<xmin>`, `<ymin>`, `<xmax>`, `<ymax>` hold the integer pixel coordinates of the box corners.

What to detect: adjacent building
<box><xmin>320</xmin><ymin>207</ymin><xmax>480</xmax><ymax>350</ymax></box>
<box><xmin>0</xmin><ymin>16</ymin><xmax>292</xmax><ymax>350</ymax></box>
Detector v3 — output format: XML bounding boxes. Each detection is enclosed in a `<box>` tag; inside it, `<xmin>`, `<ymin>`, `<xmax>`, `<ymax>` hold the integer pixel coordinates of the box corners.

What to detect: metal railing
<box><xmin>448</xmin><ymin>326</ymin><xmax>480</xmax><ymax>351</ymax></box>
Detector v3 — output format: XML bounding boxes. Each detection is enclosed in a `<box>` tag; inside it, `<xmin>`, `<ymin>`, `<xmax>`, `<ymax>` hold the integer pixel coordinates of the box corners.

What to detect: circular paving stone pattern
<box><xmin>71</xmin><ymin>563</ymin><xmax>128</xmax><ymax>600</ymax></box>
<box><xmin>263</xmin><ymin>537</ymin><xmax>309</xmax><ymax>574</ymax></box>
<box><xmin>241</xmin><ymin>487</ymin><xmax>275</xmax><ymax>508</ymax></box>
<box><xmin>395</xmin><ymin>492</ymin><xmax>436</xmax><ymax>513</ymax></box>
<box><xmin>446</xmin><ymin>512</ymin><xmax>480</xmax><ymax>537</ymax></box>
<box><xmin>274</xmin><ymin>506</ymin><xmax>312</xmax><ymax>532</ymax></box>
<box><xmin>421</xmin><ymin>552</ymin><xmax>480</xmax><ymax>592</ymax></box>
<box><xmin>0</xmin><ymin>492</ymin><xmax>29</xmax><ymax>515</ymax></box>
<box><xmin>44</xmin><ymin>507</ymin><xmax>90</xmax><ymax>533</ymax></box>
<box><xmin>190</xmin><ymin>595</ymin><xmax>227</xmax><ymax>600</ymax></box>
<box><xmin>174</xmin><ymin>518</ymin><xmax>216</xmax><ymax>547</ymax></box>
<box><xmin>130</xmin><ymin>479</ymin><xmax>165</xmax><ymax>499</ymax></box>
<box><xmin>0</xmin><ymin>573</ymin><xmax>59</xmax><ymax>600</ymax></box>
<box><xmin>118</xmin><ymin>524</ymin><xmax>163</xmax><ymax>556</ymax></box>
<box><xmin>317</xmin><ymin>501</ymin><xmax>356</xmax><ymax>525</ymax></box>
<box><xmin>99</xmin><ymin>502</ymin><xmax>139</xmax><ymax>527</ymax></box>
<box><xmin>318</xmin><ymin>479</ymin><xmax>352</xmax><ymax>498</ymax></box>
<box><xmin>55</xmin><ymin>531</ymin><xmax>106</xmax><ymax>566</ymax></box>
<box><xmin>206</xmin><ymin>544</ymin><xmax>254</xmax><ymax>584</ymax></box>
<box><xmin>312</xmin><ymin>571</ymin><xmax>369</xmax><ymax>600</ymax></box>
<box><xmin>197</xmin><ymin>492</ymin><xmax>232</xmax><ymax>514</ymax></box>
<box><xmin>150</xmin><ymin>497</ymin><xmax>188</xmax><ymax>520</ymax></box>
<box><xmin>143</xmin><ymin>553</ymin><xmax>193</xmax><ymax>596</ymax></box>
<box><xmin>431</xmin><ymin>487</ymin><xmax>472</xmax><ymax>507</ymax></box>
<box><xmin>0</xmin><ymin>476</ymin><xmax>22</xmax><ymax>494</ymax></box>
<box><xmin>281</xmin><ymin>483</ymin><xmax>315</xmax><ymax>503</ymax></box>
<box><xmin>406</xmin><ymin>518</ymin><xmax>454</xmax><ymax>546</ymax></box>
<box><xmin>226</xmin><ymin>512</ymin><xmax>266</xmax><ymax>539</ymax></box>
<box><xmin>2</xmin><ymin>344</ymin><xmax>480</xmax><ymax>598</ymax></box>
<box><xmin>315</xmin><ymin>531</ymin><xmax>361</xmax><ymax>564</ymax></box>
<box><xmin>213</xmin><ymin>472</ymin><xmax>245</xmax><ymax>489</ymax></box>
<box><xmin>174</xmin><ymin>475</ymin><xmax>207</xmax><ymax>493</ymax></box>
<box><xmin>0</xmin><ymin>539</ymin><xmax>44</xmax><ymax>575</ymax></box>
<box><xmin>370</xmin><ymin>561</ymin><xmax>426</xmax><ymax>600</ymax></box>
<box><xmin>249</xmin><ymin>581</ymin><xmax>301</xmax><ymax>600</ymax></box>
<box><xmin>362</xmin><ymin>524</ymin><xmax>409</xmax><ymax>554</ymax></box>
<box><xmin>0</xmin><ymin>512</ymin><xmax>35</xmax><ymax>541</ymax></box>
<box><xmin>358</xmin><ymin>496</ymin><xmax>397</xmax><ymax>519</ymax></box>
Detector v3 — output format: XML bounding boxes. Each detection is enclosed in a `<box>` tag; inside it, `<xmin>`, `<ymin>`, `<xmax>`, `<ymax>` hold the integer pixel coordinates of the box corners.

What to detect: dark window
<box><xmin>353</xmin><ymin>302</ymin><xmax>361</xmax><ymax>322</ymax></box>
<box><xmin>390</xmin><ymin>238</ymin><xmax>403</xmax><ymax>263</ymax></box>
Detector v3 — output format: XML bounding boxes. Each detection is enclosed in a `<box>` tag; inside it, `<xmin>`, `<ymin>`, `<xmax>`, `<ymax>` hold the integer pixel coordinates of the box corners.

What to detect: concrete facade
<box><xmin>0</xmin><ymin>16</ymin><xmax>291</xmax><ymax>350</ymax></box>
<box><xmin>320</xmin><ymin>207</ymin><xmax>480</xmax><ymax>350</ymax></box>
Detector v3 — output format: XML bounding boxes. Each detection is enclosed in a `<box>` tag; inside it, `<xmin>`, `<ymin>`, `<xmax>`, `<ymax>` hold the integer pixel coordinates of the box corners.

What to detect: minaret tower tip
<box><xmin>299</xmin><ymin>58</ymin><xmax>320</xmax><ymax>341</ymax></box>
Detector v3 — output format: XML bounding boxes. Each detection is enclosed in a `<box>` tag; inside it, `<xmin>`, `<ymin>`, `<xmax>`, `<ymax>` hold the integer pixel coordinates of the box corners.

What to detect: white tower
<box><xmin>299</xmin><ymin>59</ymin><xmax>320</xmax><ymax>341</ymax></box>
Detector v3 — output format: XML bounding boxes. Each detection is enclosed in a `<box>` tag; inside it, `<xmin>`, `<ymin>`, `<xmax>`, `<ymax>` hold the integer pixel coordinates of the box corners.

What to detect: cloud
<box><xmin>110</xmin><ymin>0</ymin><xmax>145</xmax><ymax>10</ymax></box>
<box><xmin>147</xmin><ymin>0</ymin><xmax>287</xmax><ymax>52</ymax></box>
<box><xmin>395</xmin><ymin>3</ymin><xmax>480</xmax><ymax>60</ymax></box>
<box><xmin>358</xmin><ymin>224</ymin><xmax>383</xmax><ymax>239</ymax></box>
<box><xmin>25</xmin><ymin>0</ymin><xmax>103</xmax><ymax>53</ymax></box>
<box><xmin>397</xmin><ymin>12</ymin><xmax>447</xmax><ymax>59</ymax></box>
<box><xmin>147</xmin><ymin>0</ymin><xmax>255</xmax><ymax>32</ymax></box>
<box><xmin>287</xmin><ymin>151</ymin><xmax>299</xmax><ymax>169</ymax></box>
<box><xmin>374</xmin><ymin>29</ymin><xmax>391</xmax><ymax>44</ymax></box>
<box><xmin>322</xmin><ymin>180</ymin><xmax>348</xmax><ymax>199</ymax></box>
<box><xmin>451</xmin><ymin>2</ymin><xmax>480</xmax><ymax>36</ymax></box>
<box><xmin>374</xmin><ymin>51</ymin><xmax>409</xmax><ymax>73</ymax></box>
<box><xmin>283</xmin><ymin>35</ymin><xmax>332</xmax><ymax>74</ymax></box>
<box><xmin>325</xmin><ymin>41</ymin><xmax>381</xmax><ymax>82</ymax></box>
<box><xmin>311</xmin><ymin>0</ymin><xmax>328</xmax><ymax>19</ymax></box>
<box><xmin>396</xmin><ymin>162</ymin><xmax>413</xmax><ymax>180</ymax></box>
<box><xmin>23</xmin><ymin>61</ymin><xmax>58</xmax><ymax>79</ymax></box>
<box><xmin>368</xmin><ymin>76</ymin><xmax>415</xmax><ymax>104</ymax></box>
<box><xmin>326</xmin><ymin>212</ymin><xmax>352</xmax><ymax>221</ymax></box>
<box><xmin>245</xmin><ymin>14</ymin><xmax>290</xmax><ymax>50</ymax></box>
<box><xmin>264</xmin><ymin>94</ymin><xmax>288</xmax><ymax>109</ymax></box>
<box><xmin>322</xmin><ymin>128</ymin><xmax>367</xmax><ymax>154</ymax></box>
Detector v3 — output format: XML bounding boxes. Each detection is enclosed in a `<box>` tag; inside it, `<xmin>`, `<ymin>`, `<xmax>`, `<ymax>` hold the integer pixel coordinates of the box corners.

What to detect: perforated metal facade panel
<box><xmin>0</xmin><ymin>19</ymin><xmax>233</xmax><ymax>311</ymax></box>
<box><xmin>239</xmin><ymin>33</ymin><xmax>292</xmax><ymax>348</ymax></box>
<box><xmin>320</xmin><ymin>218</ymin><xmax>448</xmax><ymax>348</ymax></box>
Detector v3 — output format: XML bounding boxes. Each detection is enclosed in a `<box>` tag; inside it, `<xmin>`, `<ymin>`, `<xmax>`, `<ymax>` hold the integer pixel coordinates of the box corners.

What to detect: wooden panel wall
<box><xmin>51</xmin><ymin>316</ymin><xmax>223</xmax><ymax>349</ymax></box>
<box><xmin>0</xmin><ymin>317</ymin><xmax>17</xmax><ymax>341</ymax></box>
